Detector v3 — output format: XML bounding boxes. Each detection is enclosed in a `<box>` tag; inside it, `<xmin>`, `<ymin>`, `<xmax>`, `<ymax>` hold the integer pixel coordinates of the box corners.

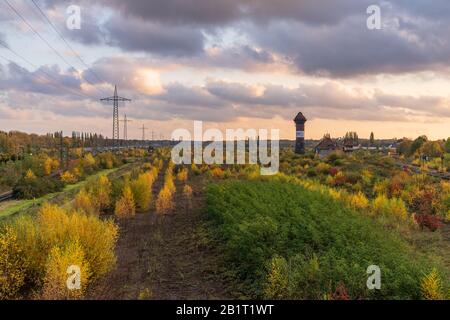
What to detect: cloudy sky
<box><xmin>1</xmin><ymin>0</ymin><xmax>450</xmax><ymax>140</ymax></box>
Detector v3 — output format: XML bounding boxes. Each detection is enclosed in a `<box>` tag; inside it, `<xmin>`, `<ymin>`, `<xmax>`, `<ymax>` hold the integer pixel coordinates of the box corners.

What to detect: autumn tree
<box><xmin>115</xmin><ymin>185</ymin><xmax>135</xmax><ymax>218</ymax></box>
<box><xmin>131</xmin><ymin>172</ymin><xmax>153</xmax><ymax>212</ymax></box>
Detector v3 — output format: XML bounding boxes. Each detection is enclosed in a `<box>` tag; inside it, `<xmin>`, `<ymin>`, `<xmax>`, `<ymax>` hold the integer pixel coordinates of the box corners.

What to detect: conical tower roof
<box><xmin>294</xmin><ymin>112</ymin><xmax>307</xmax><ymax>122</ymax></box>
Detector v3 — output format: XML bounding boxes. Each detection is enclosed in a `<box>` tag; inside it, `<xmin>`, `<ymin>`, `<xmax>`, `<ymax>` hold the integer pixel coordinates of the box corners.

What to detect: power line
<box><xmin>29</xmin><ymin>0</ymin><xmax>108</xmax><ymax>93</ymax></box>
<box><xmin>0</xmin><ymin>42</ymin><xmax>96</xmax><ymax>100</ymax></box>
<box><xmin>4</xmin><ymin>0</ymin><xmax>104</xmax><ymax>97</ymax></box>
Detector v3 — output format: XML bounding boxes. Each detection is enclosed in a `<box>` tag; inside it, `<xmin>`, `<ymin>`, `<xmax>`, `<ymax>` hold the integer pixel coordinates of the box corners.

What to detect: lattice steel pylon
<box><xmin>100</xmin><ymin>85</ymin><xmax>131</xmax><ymax>150</ymax></box>
<box><xmin>119</xmin><ymin>114</ymin><xmax>132</xmax><ymax>143</ymax></box>
<box><xmin>140</xmin><ymin>124</ymin><xmax>148</xmax><ymax>141</ymax></box>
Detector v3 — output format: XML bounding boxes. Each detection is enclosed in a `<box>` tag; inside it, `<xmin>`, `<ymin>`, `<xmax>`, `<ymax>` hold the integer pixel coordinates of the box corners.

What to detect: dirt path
<box><xmin>88</xmin><ymin>168</ymin><xmax>233</xmax><ymax>300</ymax></box>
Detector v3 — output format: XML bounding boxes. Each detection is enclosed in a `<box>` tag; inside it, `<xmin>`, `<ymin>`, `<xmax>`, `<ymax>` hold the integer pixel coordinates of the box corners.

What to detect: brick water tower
<box><xmin>294</xmin><ymin>112</ymin><xmax>307</xmax><ymax>154</ymax></box>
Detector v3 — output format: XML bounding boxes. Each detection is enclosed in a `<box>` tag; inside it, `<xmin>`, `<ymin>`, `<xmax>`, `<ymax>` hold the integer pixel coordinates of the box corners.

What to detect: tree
<box><xmin>421</xmin><ymin>141</ymin><xmax>444</xmax><ymax>158</ymax></box>
<box><xmin>410</xmin><ymin>135</ymin><xmax>427</xmax><ymax>155</ymax></box>
<box><xmin>114</xmin><ymin>185</ymin><xmax>135</xmax><ymax>218</ymax></box>
<box><xmin>445</xmin><ymin>138</ymin><xmax>450</xmax><ymax>154</ymax></box>
<box><xmin>131</xmin><ymin>172</ymin><xmax>153</xmax><ymax>212</ymax></box>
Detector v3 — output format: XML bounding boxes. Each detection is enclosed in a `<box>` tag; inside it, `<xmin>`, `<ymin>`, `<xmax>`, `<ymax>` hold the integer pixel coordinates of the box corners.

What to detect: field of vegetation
<box><xmin>0</xmin><ymin>139</ymin><xmax>449</xmax><ymax>300</ymax></box>
<box><xmin>206</xmin><ymin>179</ymin><xmax>448</xmax><ymax>299</ymax></box>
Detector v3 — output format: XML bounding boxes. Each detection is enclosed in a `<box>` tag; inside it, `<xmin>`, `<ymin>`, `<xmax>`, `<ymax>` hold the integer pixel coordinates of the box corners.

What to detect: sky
<box><xmin>1</xmin><ymin>0</ymin><xmax>450</xmax><ymax>140</ymax></box>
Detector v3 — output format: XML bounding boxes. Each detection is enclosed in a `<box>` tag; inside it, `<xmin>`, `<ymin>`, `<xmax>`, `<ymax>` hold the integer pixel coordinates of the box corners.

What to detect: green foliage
<box><xmin>445</xmin><ymin>138</ymin><xmax>450</xmax><ymax>154</ymax></box>
<box><xmin>206</xmin><ymin>180</ymin><xmax>447</xmax><ymax>299</ymax></box>
<box><xmin>13</xmin><ymin>175</ymin><xmax>64</xmax><ymax>199</ymax></box>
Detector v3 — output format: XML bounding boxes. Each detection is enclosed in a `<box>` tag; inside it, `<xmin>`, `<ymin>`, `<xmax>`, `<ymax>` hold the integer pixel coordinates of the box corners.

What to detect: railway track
<box><xmin>0</xmin><ymin>191</ymin><xmax>13</xmax><ymax>202</ymax></box>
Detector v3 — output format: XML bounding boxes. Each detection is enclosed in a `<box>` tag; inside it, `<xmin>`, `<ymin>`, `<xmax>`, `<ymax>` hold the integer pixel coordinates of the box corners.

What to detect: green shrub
<box><xmin>206</xmin><ymin>180</ymin><xmax>447</xmax><ymax>299</ymax></box>
<box><xmin>13</xmin><ymin>176</ymin><xmax>64</xmax><ymax>199</ymax></box>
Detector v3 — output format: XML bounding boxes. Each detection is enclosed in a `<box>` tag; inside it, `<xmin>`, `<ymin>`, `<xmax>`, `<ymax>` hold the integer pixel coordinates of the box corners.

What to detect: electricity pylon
<box><xmin>100</xmin><ymin>85</ymin><xmax>131</xmax><ymax>150</ymax></box>
<box><xmin>119</xmin><ymin>114</ymin><xmax>132</xmax><ymax>147</ymax></box>
<box><xmin>140</xmin><ymin>124</ymin><xmax>148</xmax><ymax>147</ymax></box>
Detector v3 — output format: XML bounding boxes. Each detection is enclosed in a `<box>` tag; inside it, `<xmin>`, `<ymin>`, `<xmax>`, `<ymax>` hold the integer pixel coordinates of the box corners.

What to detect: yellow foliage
<box><xmin>115</xmin><ymin>185</ymin><xmax>136</xmax><ymax>218</ymax></box>
<box><xmin>315</xmin><ymin>162</ymin><xmax>331</xmax><ymax>174</ymax></box>
<box><xmin>0</xmin><ymin>201</ymin><xmax>118</xmax><ymax>299</ymax></box>
<box><xmin>43</xmin><ymin>157</ymin><xmax>60</xmax><ymax>176</ymax></box>
<box><xmin>37</xmin><ymin>203</ymin><xmax>117</xmax><ymax>280</ymax></box>
<box><xmin>347</xmin><ymin>192</ymin><xmax>369</xmax><ymax>210</ymax></box>
<box><xmin>74</xmin><ymin>189</ymin><xmax>99</xmax><ymax>215</ymax></box>
<box><xmin>73</xmin><ymin>148</ymin><xmax>82</xmax><ymax>158</ymax></box>
<box><xmin>164</xmin><ymin>171</ymin><xmax>176</xmax><ymax>193</ymax></box>
<box><xmin>44</xmin><ymin>157</ymin><xmax>53</xmax><ymax>176</ymax></box>
<box><xmin>83</xmin><ymin>153</ymin><xmax>96</xmax><ymax>167</ymax></box>
<box><xmin>60</xmin><ymin>171</ymin><xmax>77</xmax><ymax>184</ymax></box>
<box><xmin>41</xmin><ymin>241</ymin><xmax>91</xmax><ymax>300</ymax></box>
<box><xmin>372</xmin><ymin>195</ymin><xmax>408</xmax><ymax>220</ymax></box>
<box><xmin>0</xmin><ymin>226</ymin><xmax>27</xmax><ymax>299</ymax></box>
<box><xmin>264</xmin><ymin>256</ymin><xmax>289</xmax><ymax>299</ymax></box>
<box><xmin>421</xmin><ymin>268</ymin><xmax>444</xmax><ymax>300</ymax></box>
<box><xmin>156</xmin><ymin>186</ymin><xmax>174</xmax><ymax>215</ymax></box>
<box><xmin>373</xmin><ymin>179</ymin><xmax>389</xmax><ymax>196</ymax></box>
<box><xmin>25</xmin><ymin>169</ymin><xmax>36</xmax><ymax>181</ymax></box>
<box><xmin>191</xmin><ymin>163</ymin><xmax>201</xmax><ymax>175</ymax></box>
<box><xmin>176</xmin><ymin>168</ymin><xmax>188</xmax><ymax>182</ymax></box>
<box><xmin>441</xmin><ymin>181</ymin><xmax>450</xmax><ymax>195</ymax></box>
<box><xmin>86</xmin><ymin>175</ymin><xmax>112</xmax><ymax>211</ymax></box>
<box><xmin>131</xmin><ymin>172</ymin><xmax>153</xmax><ymax>212</ymax></box>
<box><xmin>38</xmin><ymin>204</ymin><xmax>118</xmax><ymax>276</ymax></box>
<box><xmin>183</xmin><ymin>184</ymin><xmax>193</xmax><ymax>199</ymax></box>
<box><xmin>209</xmin><ymin>167</ymin><xmax>224</xmax><ymax>178</ymax></box>
<box><xmin>72</xmin><ymin>167</ymin><xmax>83</xmax><ymax>178</ymax></box>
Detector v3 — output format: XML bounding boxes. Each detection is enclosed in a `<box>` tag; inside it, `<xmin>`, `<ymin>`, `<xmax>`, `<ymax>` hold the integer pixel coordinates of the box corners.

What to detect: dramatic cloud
<box><xmin>0</xmin><ymin>61</ymin><xmax>83</xmax><ymax>97</ymax></box>
<box><xmin>2</xmin><ymin>0</ymin><xmax>450</xmax><ymax>139</ymax></box>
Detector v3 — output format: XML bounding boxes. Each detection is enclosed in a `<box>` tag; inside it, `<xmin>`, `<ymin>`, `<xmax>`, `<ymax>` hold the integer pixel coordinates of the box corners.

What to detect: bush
<box><xmin>156</xmin><ymin>186</ymin><xmax>174</xmax><ymax>215</ymax></box>
<box><xmin>38</xmin><ymin>204</ymin><xmax>118</xmax><ymax>280</ymax></box>
<box><xmin>41</xmin><ymin>240</ymin><xmax>91</xmax><ymax>300</ymax></box>
<box><xmin>191</xmin><ymin>163</ymin><xmax>201</xmax><ymax>176</ymax></box>
<box><xmin>86</xmin><ymin>175</ymin><xmax>112</xmax><ymax>212</ymax></box>
<box><xmin>60</xmin><ymin>171</ymin><xmax>77</xmax><ymax>184</ymax></box>
<box><xmin>315</xmin><ymin>163</ymin><xmax>331</xmax><ymax>175</ymax></box>
<box><xmin>13</xmin><ymin>176</ymin><xmax>64</xmax><ymax>199</ymax></box>
<box><xmin>176</xmin><ymin>168</ymin><xmax>188</xmax><ymax>182</ymax></box>
<box><xmin>347</xmin><ymin>191</ymin><xmax>369</xmax><ymax>210</ymax></box>
<box><xmin>420</xmin><ymin>268</ymin><xmax>444</xmax><ymax>300</ymax></box>
<box><xmin>414</xmin><ymin>214</ymin><xmax>442</xmax><ymax>232</ymax></box>
<box><xmin>131</xmin><ymin>172</ymin><xmax>153</xmax><ymax>212</ymax></box>
<box><xmin>372</xmin><ymin>195</ymin><xmax>408</xmax><ymax>220</ymax></box>
<box><xmin>264</xmin><ymin>256</ymin><xmax>289</xmax><ymax>299</ymax></box>
<box><xmin>0</xmin><ymin>226</ymin><xmax>27</xmax><ymax>299</ymax></box>
<box><xmin>183</xmin><ymin>184</ymin><xmax>193</xmax><ymax>210</ymax></box>
<box><xmin>74</xmin><ymin>189</ymin><xmax>99</xmax><ymax>215</ymax></box>
<box><xmin>183</xmin><ymin>184</ymin><xmax>193</xmax><ymax>199</ymax></box>
<box><xmin>1</xmin><ymin>203</ymin><xmax>117</xmax><ymax>298</ymax></box>
<box><xmin>206</xmin><ymin>180</ymin><xmax>443</xmax><ymax>299</ymax></box>
<box><xmin>115</xmin><ymin>185</ymin><xmax>135</xmax><ymax>218</ymax></box>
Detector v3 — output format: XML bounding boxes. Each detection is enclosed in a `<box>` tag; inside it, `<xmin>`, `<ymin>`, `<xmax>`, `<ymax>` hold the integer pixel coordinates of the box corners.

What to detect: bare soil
<box><xmin>88</xmin><ymin>170</ymin><xmax>234</xmax><ymax>300</ymax></box>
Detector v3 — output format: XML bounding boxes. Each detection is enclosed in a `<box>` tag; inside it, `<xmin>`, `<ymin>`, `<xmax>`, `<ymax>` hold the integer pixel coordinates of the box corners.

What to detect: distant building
<box><xmin>343</xmin><ymin>139</ymin><xmax>361</xmax><ymax>152</ymax></box>
<box><xmin>315</xmin><ymin>135</ymin><xmax>339</xmax><ymax>158</ymax></box>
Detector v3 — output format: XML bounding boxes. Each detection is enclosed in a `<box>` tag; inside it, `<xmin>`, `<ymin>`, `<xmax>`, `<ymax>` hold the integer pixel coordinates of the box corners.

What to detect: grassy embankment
<box><xmin>0</xmin><ymin>163</ymin><xmax>134</xmax><ymax>220</ymax></box>
<box><xmin>206</xmin><ymin>179</ymin><xmax>449</xmax><ymax>299</ymax></box>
